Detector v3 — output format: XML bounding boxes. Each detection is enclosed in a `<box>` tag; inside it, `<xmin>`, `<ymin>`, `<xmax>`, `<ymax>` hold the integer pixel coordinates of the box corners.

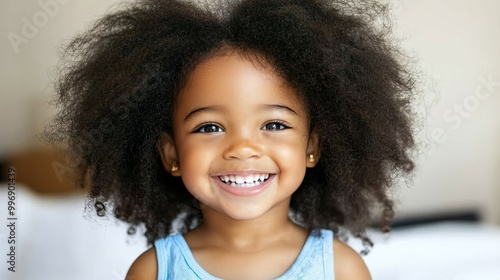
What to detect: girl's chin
<box><xmin>202</xmin><ymin>203</ymin><xmax>271</xmax><ymax>221</ymax></box>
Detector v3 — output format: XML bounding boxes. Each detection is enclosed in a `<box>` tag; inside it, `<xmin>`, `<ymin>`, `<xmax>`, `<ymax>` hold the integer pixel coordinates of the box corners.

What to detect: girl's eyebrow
<box><xmin>258</xmin><ymin>104</ymin><xmax>298</xmax><ymax>116</ymax></box>
<box><xmin>183</xmin><ymin>104</ymin><xmax>298</xmax><ymax>122</ymax></box>
<box><xmin>184</xmin><ymin>105</ymin><xmax>227</xmax><ymax>121</ymax></box>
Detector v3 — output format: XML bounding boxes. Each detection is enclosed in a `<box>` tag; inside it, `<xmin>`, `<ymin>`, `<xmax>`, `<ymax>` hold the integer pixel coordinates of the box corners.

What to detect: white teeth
<box><xmin>235</xmin><ymin>176</ymin><xmax>244</xmax><ymax>184</ymax></box>
<box><xmin>219</xmin><ymin>173</ymin><xmax>271</xmax><ymax>187</ymax></box>
<box><xmin>244</xmin><ymin>176</ymin><xmax>255</xmax><ymax>184</ymax></box>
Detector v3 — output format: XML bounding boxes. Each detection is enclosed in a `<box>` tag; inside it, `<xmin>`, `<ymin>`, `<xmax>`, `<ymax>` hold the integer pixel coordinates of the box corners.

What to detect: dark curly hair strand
<box><xmin>46</xmin><ymin>0</ymin><xmax>417</xmax><ymax>249</ymax></box>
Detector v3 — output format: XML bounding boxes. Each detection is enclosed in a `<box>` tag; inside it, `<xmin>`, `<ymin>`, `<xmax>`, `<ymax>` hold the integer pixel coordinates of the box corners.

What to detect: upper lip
<box><xmin>212</xmin><ymin>170</ymin><xmax>274</xmax><ymax>176</ymax></box>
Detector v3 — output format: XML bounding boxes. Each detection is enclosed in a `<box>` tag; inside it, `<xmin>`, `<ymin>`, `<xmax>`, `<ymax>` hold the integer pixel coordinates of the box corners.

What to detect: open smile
<box><xmin>212</xmin><ymin>173</ymin><xmax>276</xmax><ymax>196</ymax></box>
<box><xmin>218</xmin><ymin>173</ymin><xmax>270</xmax><ymax>188</ymax></box>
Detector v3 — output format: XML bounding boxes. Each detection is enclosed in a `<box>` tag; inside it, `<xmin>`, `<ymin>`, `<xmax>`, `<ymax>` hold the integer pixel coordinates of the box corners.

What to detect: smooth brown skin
<box><xmin>126</xmin><ymin>52</ymin><xmax>371</xmax><ymax>279</ymax></box>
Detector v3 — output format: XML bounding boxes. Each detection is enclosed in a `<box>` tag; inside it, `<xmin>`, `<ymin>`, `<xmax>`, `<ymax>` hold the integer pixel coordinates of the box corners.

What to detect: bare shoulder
<box><xmin>126</xmin><ymin>247</ymin><xmax>157</xmax><ymax>280</ymax></box>
<box><xmin>333</xmin><ymin>239</ymin><xmax>372</xmax><ymax>280</ymax></box>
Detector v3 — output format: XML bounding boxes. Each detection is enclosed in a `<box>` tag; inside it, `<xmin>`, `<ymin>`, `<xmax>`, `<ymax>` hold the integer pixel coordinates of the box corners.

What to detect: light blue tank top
<box><xmin>154</xmin><ymin>229</ymin><xmax>334</xmax><ymax>279</ymax></box>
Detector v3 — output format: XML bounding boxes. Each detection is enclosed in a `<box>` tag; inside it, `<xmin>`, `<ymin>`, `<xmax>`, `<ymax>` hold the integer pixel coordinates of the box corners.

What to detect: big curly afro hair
<box><xmin>47</xmin><ymin>0</ymin><xmax>417</xmax><ymax>248</ymax></box>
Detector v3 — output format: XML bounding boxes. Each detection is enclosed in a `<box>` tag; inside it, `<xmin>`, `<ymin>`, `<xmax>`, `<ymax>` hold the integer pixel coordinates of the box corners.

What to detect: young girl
<box><xmin>48</xmin><ymin>0</ymin><xmax>416</xmax><ymax>279</ymax></box>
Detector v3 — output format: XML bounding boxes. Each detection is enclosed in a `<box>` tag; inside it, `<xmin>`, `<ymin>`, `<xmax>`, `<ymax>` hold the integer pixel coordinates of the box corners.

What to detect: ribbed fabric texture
<box><xmin>155</xmin><ymin>229</ymin><xmax>334</xmax><ymax>280</ymax></box>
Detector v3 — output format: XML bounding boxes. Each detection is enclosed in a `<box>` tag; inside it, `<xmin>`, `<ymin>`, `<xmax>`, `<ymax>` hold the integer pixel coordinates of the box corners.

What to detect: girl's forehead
<box><xmin>187</xmin><ymin>50</ymin><xmax>280</xmax><ymax>85</ymax></box>
<box><xmin>173</xmin><ymin>52</ymin><xmax>309</xmax><ymax>120</ymax></box>
<box><xmin>178</xmin><ymin>51</ymin><xmax>303</xmax><ymax>104</ymax></box>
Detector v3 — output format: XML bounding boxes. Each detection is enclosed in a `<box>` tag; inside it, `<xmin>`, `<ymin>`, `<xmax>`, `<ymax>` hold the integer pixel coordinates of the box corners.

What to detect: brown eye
<box><xmin>195</xmin><ymin>124</ymin><xmax>223</xmax><ymax>133</ymax></box>
<box><xmin>262</xmin><ymin>122</ymin><xmax>289</xmax><ymax>131</ymax></box>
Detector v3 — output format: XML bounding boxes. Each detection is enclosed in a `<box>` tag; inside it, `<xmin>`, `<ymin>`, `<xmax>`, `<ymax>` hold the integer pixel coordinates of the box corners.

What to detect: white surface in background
<box><xmin>1</xmin><ymin>184</ymin><xmax>500</xmax><ymax>280</ymax></box>
<box><xmin>353</xmin><ymin>223</ymin><xmax>500</xmax><ymax>280</ymax></box>
<box><xmin>0</xmin><ymin>184</ymin><xmax>147</xmax><ymax>280</ymax></box>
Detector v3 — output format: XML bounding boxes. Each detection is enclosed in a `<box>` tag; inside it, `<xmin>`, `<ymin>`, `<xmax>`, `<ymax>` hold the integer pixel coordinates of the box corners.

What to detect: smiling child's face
<box><xmin>160</xmin><ymin>51</ymin><xmax>319</xmax><ymax>221</ymax></box>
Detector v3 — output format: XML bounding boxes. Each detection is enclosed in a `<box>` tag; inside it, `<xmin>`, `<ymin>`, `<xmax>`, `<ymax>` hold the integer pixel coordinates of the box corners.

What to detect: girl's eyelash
<box><xmin>192</xmin><ymin>123</ymin><xmax>224</xmax><ymax>133</ymax></box>
<box><xmin>192</xmin><ymin>121</ymin><xmax>291</xmax><ymax>133</ymax></box>
<box><xmin>261</xmin><ymin>121</ymin><xmax>291</xmax><ymax>131</ymax></box>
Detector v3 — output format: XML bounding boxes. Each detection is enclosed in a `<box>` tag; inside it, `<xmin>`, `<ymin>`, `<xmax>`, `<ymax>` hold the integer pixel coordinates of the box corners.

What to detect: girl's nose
<box><xmin>222</xmin><ymin>136</ymin><xmax>263</xmax><ymax>161</ymax></box>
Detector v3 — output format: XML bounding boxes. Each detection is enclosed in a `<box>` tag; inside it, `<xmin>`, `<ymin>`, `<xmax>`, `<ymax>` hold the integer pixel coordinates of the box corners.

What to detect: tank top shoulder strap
<box><xmin>276</xmin><ymin>229</ymin><xmax>334</xmax><ymax>279</ymax></box>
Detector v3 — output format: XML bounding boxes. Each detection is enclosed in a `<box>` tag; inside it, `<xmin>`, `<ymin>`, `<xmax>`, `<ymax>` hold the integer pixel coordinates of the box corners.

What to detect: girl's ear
<box><xmin>306</xmin><ymin>130</ymin><xmax>320</xmax><ymax>168</ymax></box>
<box><xmin>158</xmin><ymin>133</ymin><xmax>181</xmax><ymax>176</ymax></box>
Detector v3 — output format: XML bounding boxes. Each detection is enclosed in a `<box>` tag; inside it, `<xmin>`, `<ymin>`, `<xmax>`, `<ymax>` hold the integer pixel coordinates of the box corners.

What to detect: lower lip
<box><xmin>213</xmin><ymin>175</ymin><xmax>276</xmax><ymax>196</ymax></box>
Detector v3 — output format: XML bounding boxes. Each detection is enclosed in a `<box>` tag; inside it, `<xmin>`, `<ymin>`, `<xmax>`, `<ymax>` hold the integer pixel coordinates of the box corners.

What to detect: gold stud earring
<box><xmin>170</xmin><ymin>164</ymin><xmax>178</xmax><ymax>172</ymax></box>
<box><xmin>308</xmin><ymin>154</ymin><xmax>315</xmax><ymax>163</ymax></box>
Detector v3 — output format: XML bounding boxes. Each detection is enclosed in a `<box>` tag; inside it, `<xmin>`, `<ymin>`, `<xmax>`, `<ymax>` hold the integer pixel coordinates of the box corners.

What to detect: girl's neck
<box><xmin>189</xmin><ymin>201</ymin><xmax>306</xmax><ymax>250</ymax></box>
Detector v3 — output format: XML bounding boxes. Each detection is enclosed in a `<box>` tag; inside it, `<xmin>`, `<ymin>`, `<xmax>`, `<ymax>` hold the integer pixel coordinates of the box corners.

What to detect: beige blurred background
<box><xmin>0</xmin><ymin>0</ymin><xmax>500</xmax><ymax>279</ymax></box>
<box><xmin>1</xmin><ymin>0</ymin><xmax>499</xmax><ymax>222</ymax></box>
